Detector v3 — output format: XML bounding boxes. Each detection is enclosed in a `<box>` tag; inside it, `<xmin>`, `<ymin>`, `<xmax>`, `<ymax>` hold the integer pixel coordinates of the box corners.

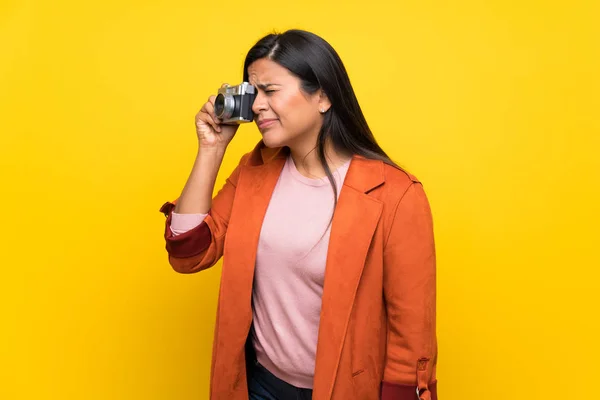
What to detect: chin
<box><xmin>261</xmin><ymin>130</ymin><xmax>288</xmax><ymax>149</ymax></box>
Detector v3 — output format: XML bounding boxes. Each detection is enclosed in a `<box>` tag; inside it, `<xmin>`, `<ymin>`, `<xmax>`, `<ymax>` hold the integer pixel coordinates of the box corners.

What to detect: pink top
<box><xmin>170</xmin><ymin>154</ymin><xmax>351</xmax><ymax>388</ymax></box>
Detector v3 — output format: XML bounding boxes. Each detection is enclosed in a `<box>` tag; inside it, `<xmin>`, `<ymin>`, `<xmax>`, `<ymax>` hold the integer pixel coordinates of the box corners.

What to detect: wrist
<box><xmin>197</xmin><ymin>143</ymin><xmax>227</xmax><ymax>158</ymax></box>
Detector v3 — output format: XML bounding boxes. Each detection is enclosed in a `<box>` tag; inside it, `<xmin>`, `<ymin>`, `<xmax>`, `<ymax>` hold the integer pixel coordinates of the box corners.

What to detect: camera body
<box><xmin>214</xmin><ymin>82</ymin><xmax>256</xmax><ymax>124</ymax></box>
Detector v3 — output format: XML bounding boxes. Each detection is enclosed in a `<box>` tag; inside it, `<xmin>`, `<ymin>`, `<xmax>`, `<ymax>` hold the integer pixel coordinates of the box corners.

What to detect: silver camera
<box><xmin>214</xmin><ymin>82</ymin><xmax>257</xmax><ymax>124</ymax></box>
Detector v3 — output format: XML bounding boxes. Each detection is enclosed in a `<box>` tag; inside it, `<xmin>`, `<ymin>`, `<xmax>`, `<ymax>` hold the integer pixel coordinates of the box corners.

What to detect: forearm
<box><xmin>174</xmin><ymin>145</ymin><xmax>227</xmax><ymax>214</ymax></box>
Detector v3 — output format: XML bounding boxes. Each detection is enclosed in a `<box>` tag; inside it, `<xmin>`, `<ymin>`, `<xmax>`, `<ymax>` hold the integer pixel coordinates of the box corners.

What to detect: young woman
<box><xmin>160</xmin><ymin>29</ymin><xmax>438</xmax><ymax>400</ymax></box>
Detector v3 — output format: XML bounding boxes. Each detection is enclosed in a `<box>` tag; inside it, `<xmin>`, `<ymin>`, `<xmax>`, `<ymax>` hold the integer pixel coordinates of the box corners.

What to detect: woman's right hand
<box><xmin>195</xmin><ymin>93</ymin><xmax>240</xmax><ymax>150</ymax></box>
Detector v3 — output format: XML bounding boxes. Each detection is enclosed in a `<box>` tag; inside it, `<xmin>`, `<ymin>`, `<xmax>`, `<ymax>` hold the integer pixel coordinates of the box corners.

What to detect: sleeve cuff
<box><xmin>160</xmin><ymin>202</ymin><xmax>212</xmax><ymax>258</ymax></box>
<box><xmin>381</xmin><ymin>381</ymin><xmax>437</xmax><ymax>400</ymax></box>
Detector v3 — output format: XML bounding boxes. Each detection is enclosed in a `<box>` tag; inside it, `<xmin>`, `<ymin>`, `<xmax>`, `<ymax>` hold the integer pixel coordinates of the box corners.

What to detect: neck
<box><xmin>288</xmin><ymin>138</ymin><xmax>351</xmax><ymax>179</ymax></box>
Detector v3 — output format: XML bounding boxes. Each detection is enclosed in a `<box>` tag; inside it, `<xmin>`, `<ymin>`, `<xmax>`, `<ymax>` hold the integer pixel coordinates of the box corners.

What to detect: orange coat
<box><xmin>160</xmin><ymin>141</ymin><xmax>438</xmax><ymax>400</ymax></box>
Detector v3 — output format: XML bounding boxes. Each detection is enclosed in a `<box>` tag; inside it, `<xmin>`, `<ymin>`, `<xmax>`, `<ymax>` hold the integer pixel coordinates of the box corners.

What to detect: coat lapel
<box><xmin>313</xmin><ymin>156</ymin><xmax>385</xmax><ymax>399</ymax></box>
<box><xmin>220</xmin><ymin>157</ymin><xmax>287</xmax><ymax>326</ymax></box>
<box><xmin>212</xmin><ymin>145</ymin><xmax>287</xmax><ymax>394</ymax></box>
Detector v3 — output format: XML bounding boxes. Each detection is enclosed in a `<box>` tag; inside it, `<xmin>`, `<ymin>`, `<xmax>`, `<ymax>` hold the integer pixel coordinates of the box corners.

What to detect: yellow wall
<box><xmin>1</xmin><ymin>0</ymin><xmax>598</xmax><ymax>398</ymax></box>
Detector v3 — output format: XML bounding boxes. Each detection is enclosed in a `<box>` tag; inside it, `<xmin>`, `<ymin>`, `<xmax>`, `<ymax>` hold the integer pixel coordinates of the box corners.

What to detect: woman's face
<box><xmin>247</xmin><ymin>58</ymin><xmax>329</xmax><ymax>149</ymax></box>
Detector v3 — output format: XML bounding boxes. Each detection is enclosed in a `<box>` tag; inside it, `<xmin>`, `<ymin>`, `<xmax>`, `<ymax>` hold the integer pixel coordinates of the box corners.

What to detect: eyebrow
<box><xmin>255</xmin><ymin>83</ymin><xmax>281</xmax><ymax>90</ymax></box>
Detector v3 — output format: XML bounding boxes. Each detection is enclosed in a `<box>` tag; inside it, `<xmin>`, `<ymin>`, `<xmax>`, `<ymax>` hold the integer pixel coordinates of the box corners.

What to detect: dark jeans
<box><xmin>247</xmin><ymin>359</ymin><xmax>313</xmax><ymax>400</ymax></box>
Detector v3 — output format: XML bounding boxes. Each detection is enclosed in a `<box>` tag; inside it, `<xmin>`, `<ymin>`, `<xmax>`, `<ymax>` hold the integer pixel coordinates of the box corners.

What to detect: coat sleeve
<box><xmin>159</xmin><ymin>153</ymin><xmax>249</xmax><ymax>274</ymax></box>
<box><xmin>381</xmin><ymin>182</ymin><xmax>438</xmax><ymax>400</ymax></box>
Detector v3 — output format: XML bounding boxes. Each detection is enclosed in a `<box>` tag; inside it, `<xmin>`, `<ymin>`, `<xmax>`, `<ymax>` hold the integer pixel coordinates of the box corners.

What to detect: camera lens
<box><xmin>214</xmin><ymin>93</ymin><xmax>234</xmax><ymax>120</ymax></box>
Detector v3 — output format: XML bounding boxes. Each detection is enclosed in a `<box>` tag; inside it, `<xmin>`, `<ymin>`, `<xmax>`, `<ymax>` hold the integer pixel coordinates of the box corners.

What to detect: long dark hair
<box><xmin>243</xmin><ymin>29</ymin><xmax>398</xmax><ymax>208</ymax></box>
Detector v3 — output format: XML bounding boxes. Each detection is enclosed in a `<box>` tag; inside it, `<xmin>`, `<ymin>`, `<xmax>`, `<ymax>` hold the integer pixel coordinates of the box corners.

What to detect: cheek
<box><xmin>274</xmin><ymin>94</ymin><xmax>314</xmax><ymax>125</ymax></box>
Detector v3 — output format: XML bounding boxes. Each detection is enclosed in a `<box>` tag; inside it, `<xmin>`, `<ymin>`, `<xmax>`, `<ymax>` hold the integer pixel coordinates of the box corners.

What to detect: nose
<box><xmin>252</xmin><ymin>91</ymin><xmax>268</xmax><ymax>115</ymax></box>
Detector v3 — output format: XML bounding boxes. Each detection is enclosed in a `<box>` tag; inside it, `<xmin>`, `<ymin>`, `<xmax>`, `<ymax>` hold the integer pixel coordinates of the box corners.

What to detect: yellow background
<box><xmin>1</xmin><ymin>0</ymin><xmax>598</xmax><ymax>399</ymax></box>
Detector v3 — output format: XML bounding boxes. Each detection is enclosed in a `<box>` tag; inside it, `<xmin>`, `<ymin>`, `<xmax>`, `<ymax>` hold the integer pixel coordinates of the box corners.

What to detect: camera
<box><xmin>214</xmin><ymin>82</ymin><xmax>257</xmax><ymax>124</ymax></box>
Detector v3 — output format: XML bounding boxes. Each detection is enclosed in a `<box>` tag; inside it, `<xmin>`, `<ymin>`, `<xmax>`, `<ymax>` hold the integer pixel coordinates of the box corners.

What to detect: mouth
<box><xmin>257</xmin><ymin>119</ymin><xmax>278</xmax><ymax>130</ymax></box>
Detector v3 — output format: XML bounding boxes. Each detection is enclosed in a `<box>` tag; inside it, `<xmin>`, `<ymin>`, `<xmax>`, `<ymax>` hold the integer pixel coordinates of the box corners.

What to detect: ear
<box><xmin>317</xmin><ymin>90</ymin><xmax>331</xmax><ymax>113</ymax></box>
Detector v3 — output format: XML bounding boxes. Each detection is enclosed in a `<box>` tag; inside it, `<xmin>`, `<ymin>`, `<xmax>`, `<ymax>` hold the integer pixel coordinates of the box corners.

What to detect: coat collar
<box><xmin>250</xmin><ymin>141</ymin><xmax>385</xmax><ymax>194</ymax></box>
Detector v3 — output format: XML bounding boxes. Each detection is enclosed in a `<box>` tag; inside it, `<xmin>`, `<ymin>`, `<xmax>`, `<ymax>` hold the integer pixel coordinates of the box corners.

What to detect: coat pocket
<box><xmin>352</xmin><ymin>368</ymin><xmax>377</xmax><ymax>399</ymax></box>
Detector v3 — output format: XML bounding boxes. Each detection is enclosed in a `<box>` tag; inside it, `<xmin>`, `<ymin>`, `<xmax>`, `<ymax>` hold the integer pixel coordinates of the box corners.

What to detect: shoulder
<box><xmin>380</xmin><ymin>163</ymin><xmax>434</xmax><ymax>240</ymax></box>
<box><xmin>382</xmin><ymin>162</ymin><xmax>420</xmax><ymax>188</ymax></box>
<box><xmin>347</xmin><ymin>154</ymin><xmax>427</xmax><ymax>200</ymax></box>
<box><xmin>225</xmin><ymin>142</ymin><xmax>287</xmax><ymax>184</ymax></box>
<box><xmin>363</xmin><ymin>159</ymin><xmax>423</xmax><ymax>202</ymax></box>
<box><xmin>241</xmin><ymin>141</ymin><xmax>288</xmax><ymax>166</ymax></box>
<box><xmin>378</xmin><ymin>163</ymin><xmax>427</xmax><ymax>216</ymax></box>
<box><xmin>360</xmin><ymin>159</ymin><xmax>431</xmax><ymax>233</ymax></box>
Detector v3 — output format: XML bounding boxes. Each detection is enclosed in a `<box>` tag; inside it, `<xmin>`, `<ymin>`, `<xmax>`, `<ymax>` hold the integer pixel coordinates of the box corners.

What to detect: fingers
<box><xmin>198</xmin><ymin>112</ymin><xmax>221</xmax><ymax>133</ymax></box>
<box><xmin>197</xmin><ymin>108</ymin><xmax>221</xmax><ymax>133</ymax></box>
<box><xmin>196</xmin><ymin>93</ymin><xmax>224</xmax><ymax>133</ymax></box>
<box><xmin>203</xmin><ymin>98</ymin><xmax>219</xmax><ymax>121</ymax></box>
